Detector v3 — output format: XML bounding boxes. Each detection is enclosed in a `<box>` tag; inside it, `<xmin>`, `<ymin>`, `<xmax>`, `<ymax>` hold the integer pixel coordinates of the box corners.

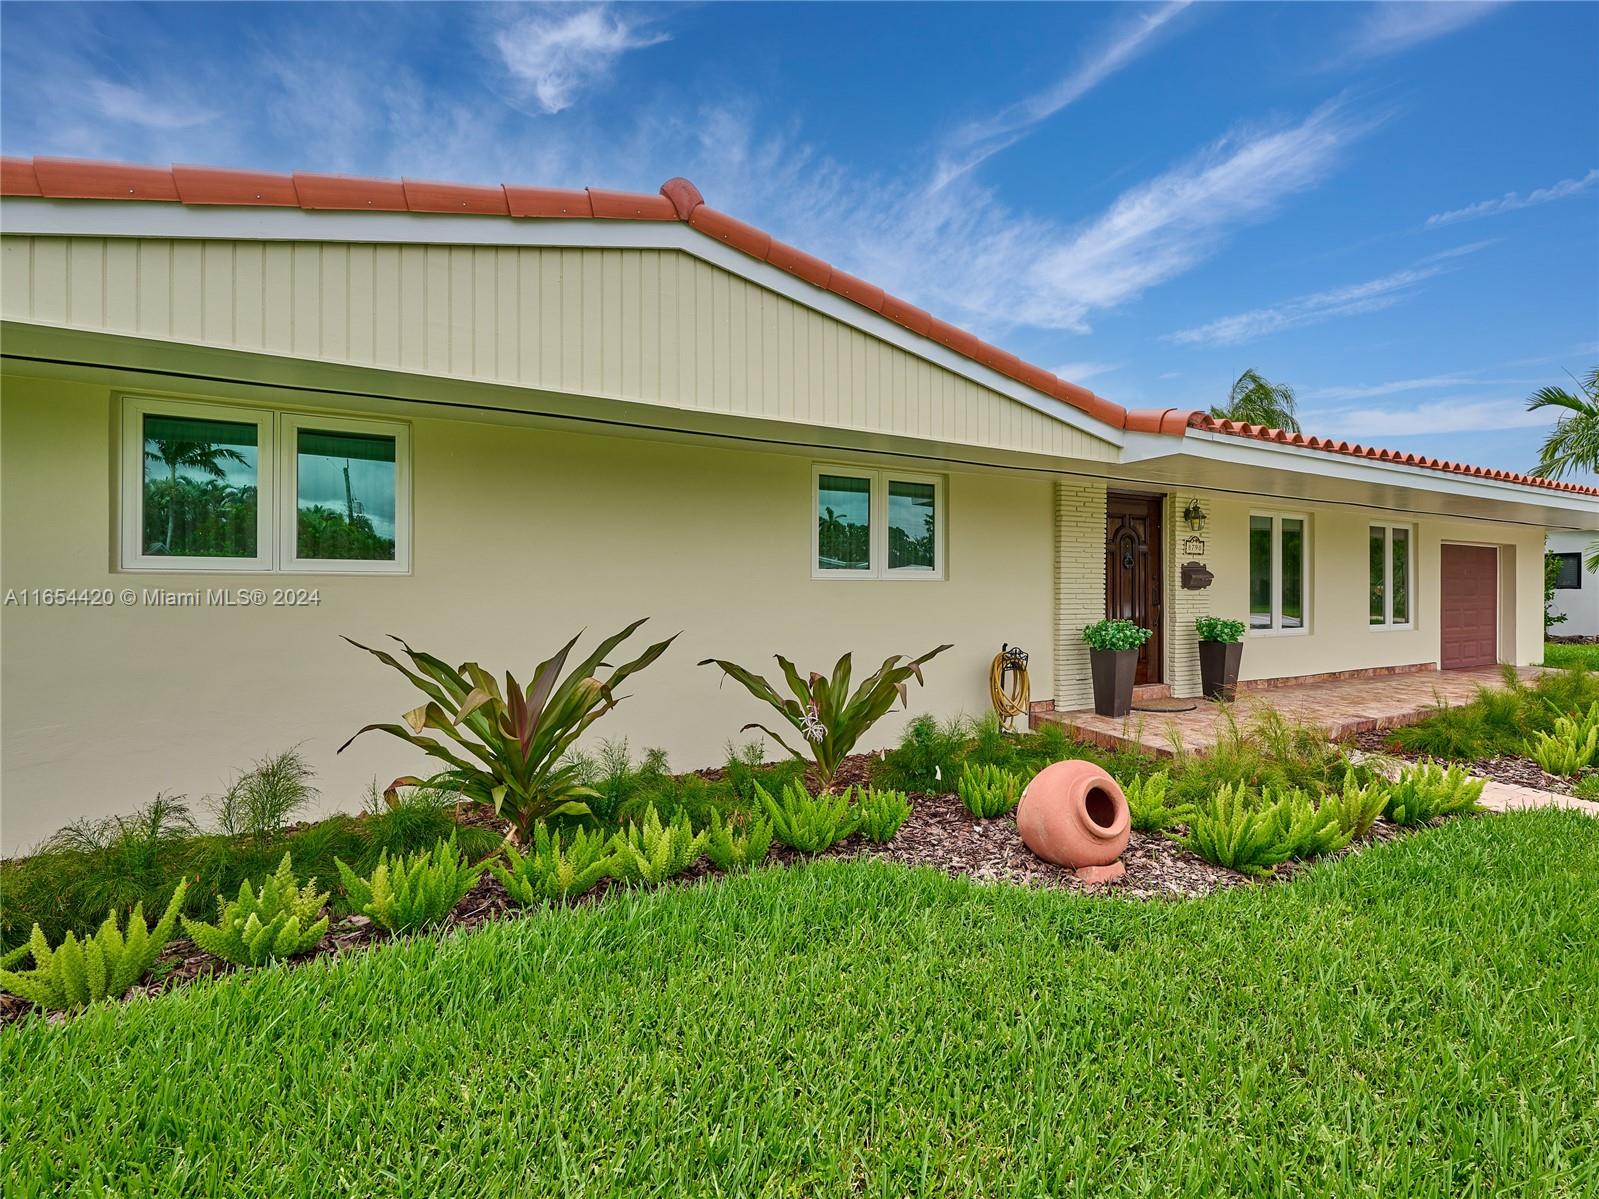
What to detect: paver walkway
<box><xmin>1043</xmin><ymin>665</ymin><xmax>1541</xmax><ymax>756</ymax></box>
<box><xmin>1473</xmin><ymin>779</ymin><xmax>1599</xmax><ymax>816</ymax></box>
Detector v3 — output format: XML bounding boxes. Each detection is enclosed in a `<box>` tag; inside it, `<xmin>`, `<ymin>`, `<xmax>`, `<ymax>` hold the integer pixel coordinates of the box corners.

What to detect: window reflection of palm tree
<box><xmin>145</xmin><ymin>438</ymin><xmax>247</xmax><ymax>553</ymax></box>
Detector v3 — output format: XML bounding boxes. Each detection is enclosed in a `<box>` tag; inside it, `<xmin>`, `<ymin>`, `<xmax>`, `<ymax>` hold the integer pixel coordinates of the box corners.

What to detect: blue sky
<box><xmin>3</xmin><ymin>1</ymin><xmax>1596</xmax><ymax>476</ymax></box>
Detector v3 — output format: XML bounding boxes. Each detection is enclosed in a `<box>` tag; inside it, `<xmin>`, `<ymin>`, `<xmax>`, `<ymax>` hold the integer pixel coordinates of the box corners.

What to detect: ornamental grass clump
<box><xmin>699</xmin><ymin>645</ymin><xmax>950</xmax><ymax>792</ymax></box>
<box><xmin>608</xmin><ymin>807</ymin><xmax>707</xmax><ymax>886</ymax></box>
<box><xmin>757</xmin><ymin>780</ymin><xmax>859</xmax><ymax>853</ymax></box>
<box><xmin>1382</xmin><ymin>762</ymin><xmax>1484</xmax><ymax>826</ymax></box>
<box><xmin>1</xmin><ymin>880</ymin><xmax>187</xmax><ymax>1011</ymax></box>
<box><xmin>492</xmin><ymin>825</ymin><xmax>615</xmax><ymax>906</ymax></box>
<box><xmin>957</xmin><ymin>763</ymin><xmax>1023</xmax><ymax>818</ymax></box>
<box><xmin>704</xmin><ymin>811</ymin><xmax>774</xmax><ymax>873</ymax></box>
<box><xmin>339</xmin><ymin>620</ymin><xmax>678</xmax><ymax>841</ymax></box>
<box><xmin>336</xmin><ymin>835</ymin><xmax>483</xmax><ymax>933</ymax></box>
<box><xmin>1176</xmin><ymin>785</ymin><xmax>1293</xmax><ymax>877</ymax></box>
<box><xmin>181</xmin><ymin>853</ymin><xmax>329</xmax><ymax>966</ymax></box>
<box><xmin>1123</xmin><ymin>770</ymin><xmax>1195</xmax><ymax>832</ymax></box>
<box><xmin>855</xmin><ymin>787</ymin><xmax>911</xmax><ymax>843</ymax></box>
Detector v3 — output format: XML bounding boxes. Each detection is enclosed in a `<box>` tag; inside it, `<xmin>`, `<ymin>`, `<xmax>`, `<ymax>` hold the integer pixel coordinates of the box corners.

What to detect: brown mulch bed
<box><xmin>1</xmin><ymin>754</ymin><xmax>1420</xmax><ymax>1027</ymax></box>
<box><xmin>1351</xmin><ymin>730</ymin><xmax>1586</xmax><ymax>796</ymax></box>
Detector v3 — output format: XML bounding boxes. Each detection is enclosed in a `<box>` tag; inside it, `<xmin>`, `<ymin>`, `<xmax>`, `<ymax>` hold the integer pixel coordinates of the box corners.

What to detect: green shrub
<box><xmin>336</xmin><ymin>836</ymin><xmax>483</xmax><ymax>933</ymax></box>
<box><xmin>1265</xmin><ymin>789</ymin><xmax>1352</xmax><ymax>859</ymax></box>
<box><xmin>1081</xmin><ymin>619</ymin><xmax>1152</xmax><ymax>652</ymax></box>
<box><xmin>1332</xmin><ymin>771</ymin><xmax>1388</xmax><ymax>841</ymax></box>
<box><xmin>757</xmin><ymin>780</ymin><xmax>859</xmax><ymax>853</ymax></box>
<box><xmin>1383</xmin><ymin>762</ymin><xmax>1484</xmax><ymax>826</ymax></box>
<box><xmin>699</xmin><ymin>645</ymin><xmax>950</xmax><ymax>792</ymax></box>
<box><xmin>957</xmin><ymin>764</ymin><xmax>1023</xmax><ymax>818</ymax></box>
<box><xmin>608</xmin><ymin>807</ymin><xmax>707</xmax><ymax>886</ymax></box>
<box><xmin>210</xmin><ymin>748</ymin><xmax>318</xmax><ymax>842</ymax></box>
<box><xmin>1123</xmin><ymin>771</ymin><xmax>1195</xmax><ymax>832</ymax></box>
<box><xmin>1194</xmin><ymin>616</ymin><xmax>1245</xmax><ymax>644</ymax></box>
<box><xmin>1</xmin><ymin>880</ymin><xmax>187</xmax><ymax>1011</ymax></box>
<box><xmin>1177</xmin><ymin>785</ymin><xmax>1293</xmax><ymax>877</ymax></box>
<box><xmin>492</xmin><ymin>825</ymin><xmax>614</xmax><ymax>906</ymax></box>
<box><xmin>704</xmin><ymin>811</ymin><xmax>774</xmax><ymax>873</ymax></box>
<box><xmin>1526</xmin><ymin>703</ymin><xmax>1599</xmax><ymax>775</ymax></box>
<box><xmin>182</xmin><ymin>853</ymin><xmax>329</xmax><ymax>966</ymax></box>
<box><xmin>855</xmin><ymin>787</ymin><xmax>911</xmax><ymax>843</ymax></box>
<box><xmin>874</xmin><ymin>713</ymin><xmax>970</xmax><ymax>792</ymax></box>
<box><xmin>340</xmin><ymin>621</ymin><xmax>678</xmax><ymax>840</ymax></box>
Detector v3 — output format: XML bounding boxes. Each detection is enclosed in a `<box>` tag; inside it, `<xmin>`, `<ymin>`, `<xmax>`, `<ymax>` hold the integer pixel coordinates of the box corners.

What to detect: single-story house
<box><xmin>3</xmin><ymin>156</ymin><xmax>1596</xmax><ymax>853</ymax></box>
<box><xmin>1547</xmin><ymin>530</ymin><xmax>1598</xmax><ymax>637</ymax></box>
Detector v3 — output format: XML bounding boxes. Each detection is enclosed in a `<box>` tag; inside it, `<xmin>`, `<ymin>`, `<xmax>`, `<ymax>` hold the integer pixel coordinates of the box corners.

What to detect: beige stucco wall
<box><xmin>1163</xmin><ymin>489</ymin><xmax>1545</xmax><ymax>691</ymax></box>
<box><xmin>0</xmin><ymin>235</ymin><xmax>1118</xmax><ymax>465</ymax></box>
<box><xmin>0</xmin><ymin>374</ymin><xmax>1056</xmax><ymax>854</ymax></box>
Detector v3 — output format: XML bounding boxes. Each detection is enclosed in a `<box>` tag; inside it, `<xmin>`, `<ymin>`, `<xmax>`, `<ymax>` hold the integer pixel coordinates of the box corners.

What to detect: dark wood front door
<box><xmin>1105</xmin><ymin>493</ymin><xmax>1163</xmax><ymax>686</ymax></box>
<box><xmin>1440</xmin><ymin>544</ymin><xmax>1498</xmax><ymax>668</ymax></box>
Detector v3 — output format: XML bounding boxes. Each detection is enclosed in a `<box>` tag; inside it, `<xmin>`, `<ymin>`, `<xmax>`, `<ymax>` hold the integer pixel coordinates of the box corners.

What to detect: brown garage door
<box><xmin>1440</xmin><ymin>544</ymin><xmax>1498</xmax><ymax>669</ymax></box>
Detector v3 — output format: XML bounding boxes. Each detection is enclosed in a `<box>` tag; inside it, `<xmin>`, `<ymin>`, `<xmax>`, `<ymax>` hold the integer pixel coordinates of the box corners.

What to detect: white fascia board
<box><xmin>0</xmin><ymin>197</ymin><xmax>1127</xmax><ymax>447</ymax></box>
<box><xmin>1183</xmin><ymin>426</ymin><xmax>1599</xmax><ymax>519</ymax></box>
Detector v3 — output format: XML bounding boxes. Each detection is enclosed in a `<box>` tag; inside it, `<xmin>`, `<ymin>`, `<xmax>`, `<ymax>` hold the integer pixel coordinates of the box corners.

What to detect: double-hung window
<box><xmin>1369</xmin><ymin>524</ymin><xmax>1413</xmax><ymax>628</ymax></box>
<box><xmin>1248</xmin><ymin>513</ymin><xmax>1308</xmax><ymax>633</ymax></box>
<box><xmin>122</xmin><ymin>396</ymin><xmax>410</xmax><ymax>573</ymax></box>
<box><xmin>813</xmin><ymin>466</ymin><xmax>943</xmax><ymax>580</ymax></box>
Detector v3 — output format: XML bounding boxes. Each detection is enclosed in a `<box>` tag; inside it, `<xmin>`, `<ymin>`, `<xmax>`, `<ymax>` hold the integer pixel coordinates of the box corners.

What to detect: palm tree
<box><xmin>145</xmin><ymin>438</ymin><xmax>248</xmax><ymax>553</ymax></box>
<box><xmin>1528</xmin><ymin>368</ymin><xmax>1599</xmax><ymax>481</ymax></box>
<box><xmin>1210</xmin><ymin>369</ymin><xmax>1301</xmax><ymax>432</ymax></box>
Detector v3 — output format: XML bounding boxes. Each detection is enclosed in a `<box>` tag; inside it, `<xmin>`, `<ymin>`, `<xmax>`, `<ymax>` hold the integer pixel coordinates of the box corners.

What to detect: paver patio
<box><xmin>1042</xmin><ymin>665</ymin><xmax>1543</xmax><ymax>756</ymax></box>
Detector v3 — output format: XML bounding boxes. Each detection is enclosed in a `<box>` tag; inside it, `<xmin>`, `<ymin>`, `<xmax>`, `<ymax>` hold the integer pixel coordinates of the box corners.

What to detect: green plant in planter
<box><xmin>182</xmin><ymin>853</ymin><xmax>329</xmax><ymax>966</ymax></box>
<box><xmin>757</xmin><ymin>780</ymin><xmax>860</xmax><ymax>853</ymax></box>
<box><xmin>855</xmin><ymin>787</ymin><xmax>912</xmax><ymax>842</ymax></box>
<box><xmin>1194</xmin><ymin>616</ymin><xmax>1246</xmax><ymax>644</ymax></box>
<box><xmin>957</xmin><ymin>764</ymin><xmax>1024</xmax><ymax>818</ymax></box>
<box><xmin>492</xmin><ymin>824</ymin><xmax>616</xmax><ymax>906</ymax></box>
<box><xmin>699</xmin><ymin>645</ymin><xmax>950</xmax><ymax>792</ymax></box>
<box><xmin>704</xmin><ymin>810</ymin><xmax>775</xmax><ymax>872</ymax></box>
<box><xmin>339</xmin><ymin>620</ymin><xmax>678</xmax><ymax>841</ymax></box>
<box><xmin>1</xmin><ymin>880</ymin><xmax>187</xmax><ymax>1010</ymax></box>
<box><xmin>336</xmin><ymin>836</ymin><xmax>483</xmax><ymax>933</ymax></box>
<box><xmin>1081</xmin><ymin>620</ymin><xmax>1152</xmax><ymax>652</ymax></box>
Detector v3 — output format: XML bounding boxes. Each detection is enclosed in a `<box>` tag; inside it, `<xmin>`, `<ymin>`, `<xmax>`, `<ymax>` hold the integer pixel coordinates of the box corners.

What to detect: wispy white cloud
<box><xmin>1051</xmin><ymin>361</ymin><xmax>1122</xmax><ymax>383</ymax></box>
<box><xmin>1168</xmin><ymin>264</ymin><xmax>1441</xmax><ymax>347</ymax></box>
<box><xmin>495</xmin><ymin>4</ymin><xmax>668</xmax><ymax>114</ymax></box>
<box><xmin>86</xmin><ymin>80</ymin><xmax>215</xmax><ymax>129</ymax></box>
<box><xmin>1344</xmin><ymin>1</ymin><xmax>1504</xmax><ymax>60</ymax></box>
<box><xmin>931</xmin><ymin>1</ymin><xmax>1191</xmax><ymax>190</ymax></box>
<box><xmin>1307</xmin><ymin>374</ymin><xmax>1485</xmax><ymax>401</ymax></box>
<box><xmin>1426</xmin><ymin>168</ymin><xmax>1599</xmax><ymax>226</ymax></box>
<box><xmin>1314</xmin><ymin>395</ymin><xmax>1557</xmax><ymax>439</ymax></box>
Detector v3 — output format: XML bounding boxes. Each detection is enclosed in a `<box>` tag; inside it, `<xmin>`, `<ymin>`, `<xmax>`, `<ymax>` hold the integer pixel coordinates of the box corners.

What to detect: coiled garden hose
<box><xmin>990</xmin><ymin>644</ymin><xmax>1030</xmax><ymax>726</ymax></box>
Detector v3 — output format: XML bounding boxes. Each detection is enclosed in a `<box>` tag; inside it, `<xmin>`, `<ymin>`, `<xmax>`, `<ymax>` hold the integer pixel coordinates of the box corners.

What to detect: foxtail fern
<box><xmin>608</xmin><ymin>806</ymin><xmax>707</xmax><ymax>885</ymax></box>
<box><xmin>183</xmin><ymin>853</ymin><xmax>329</xmax><ymax>965</ymax></box>
<box><xmin>956</xmin><ymin>764</ymin><xmax>1023</xmax><ymax>819</ymax></box>
<box><xmin>704</xmin><ymin>810</ymin><xmax>774</xmax><ymax>872</ymax></box>
<box><xmin>855</xmin><ymin>787</ymin><xmax>911</xmax><ymax>843</ymax></box>
<box><xmin>493</xmin><ymin>824</ymin><xmax>615</xmax><ymax>905</ymax></box>
<box><xmin>1177</xmin><ymin>785</ymin><xmax>1293</xmax><ymax>877</ymax></box>
<box><xmin>337</xmin><ymin>835</ymin><xmax>483</xmax><ymax>933</ymax></box>
<box><xmin>757</xmin><ymin>780</ymin><xmax>860</xmax><ymax>853</ymax></box>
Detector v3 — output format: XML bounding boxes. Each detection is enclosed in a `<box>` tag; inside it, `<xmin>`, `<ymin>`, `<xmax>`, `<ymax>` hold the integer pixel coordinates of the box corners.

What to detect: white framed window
<box><xmin>1248</xmin><ymin>512</ymin><xmax>1308</xmax><ymax>634</ymax></box>
<box><xmin>812</xmin><ymin>465</ymin><xmax>944</xmax><ymax>580</ymax></box>
<box><xmin>279</xmin><ymin>413</ymin><xmax>410</xmax><ymax>574</ymax></box>
<box><xmin>1369</xmin><ymin>523</ymin><xmax>1413</xmax><ymax>629</ymax></box>
<box><xmin>120</xmin><ymin>395</ymin><xmax>409</xmax><ymax>574</ymax></box>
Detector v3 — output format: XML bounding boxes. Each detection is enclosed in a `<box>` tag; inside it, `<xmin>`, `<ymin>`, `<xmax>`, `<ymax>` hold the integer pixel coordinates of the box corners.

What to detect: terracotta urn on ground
<box><xmin>1016</xmin><ymin>760</ymin><xmax>1131</xmax><ymax>883</ymax></box>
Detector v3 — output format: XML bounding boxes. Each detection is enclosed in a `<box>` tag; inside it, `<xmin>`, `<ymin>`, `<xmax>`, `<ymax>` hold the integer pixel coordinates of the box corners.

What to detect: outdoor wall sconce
<box><xmin>1183</xmin><ymin>499</ymin><xmax>1207</xmax><ymax>532</ymax></box>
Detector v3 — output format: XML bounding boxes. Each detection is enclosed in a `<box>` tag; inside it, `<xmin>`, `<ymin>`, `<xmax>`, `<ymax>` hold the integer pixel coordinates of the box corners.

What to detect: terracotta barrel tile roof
<box><xmin>1</xmin><ymin>154</ymin><xmax>1593</xmax><ymax>499</ymax></box>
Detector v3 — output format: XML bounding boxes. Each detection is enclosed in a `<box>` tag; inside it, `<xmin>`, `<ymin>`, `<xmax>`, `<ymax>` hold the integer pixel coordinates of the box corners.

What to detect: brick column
<box><xmin>1053</xmin><ymin>480</ymin><xmax>1107</xmax><ymax>709</ymax></box>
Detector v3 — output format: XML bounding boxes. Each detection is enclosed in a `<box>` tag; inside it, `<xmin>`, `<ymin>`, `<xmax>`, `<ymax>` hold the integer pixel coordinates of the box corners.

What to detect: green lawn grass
<box><xmin>1544</xmin><ymin>641</ymin><xmax>1599</xmax><ymax>670</ymax></box>
<box><xmin>5</xmin><ymin>812</ymin><xmax>1598</xmax><ymax>1197</ymax></box>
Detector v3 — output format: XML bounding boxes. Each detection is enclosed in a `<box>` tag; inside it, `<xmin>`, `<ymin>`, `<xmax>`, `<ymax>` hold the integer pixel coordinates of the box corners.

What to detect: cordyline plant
<box><xmin>339</xmin><ymin>620</ymin><xmax>678</xmax><ymax>840</ymax></box>
<box><xmin>700</xmin><ymin>645</ymin><xmax>950</xmax><ymax>791</ymax></box>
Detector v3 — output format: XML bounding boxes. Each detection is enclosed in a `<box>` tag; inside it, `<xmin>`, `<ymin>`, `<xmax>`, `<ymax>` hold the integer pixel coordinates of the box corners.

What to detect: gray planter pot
<box><xmin>1089</xmin><ymin>648</ymin><xmax>1139</xmax><ymax>717</ymax></box>
<box><xmin>1198</xmin><ymin>639</ymin><xmax>1244</xmax><ymax>702</ymax></box>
